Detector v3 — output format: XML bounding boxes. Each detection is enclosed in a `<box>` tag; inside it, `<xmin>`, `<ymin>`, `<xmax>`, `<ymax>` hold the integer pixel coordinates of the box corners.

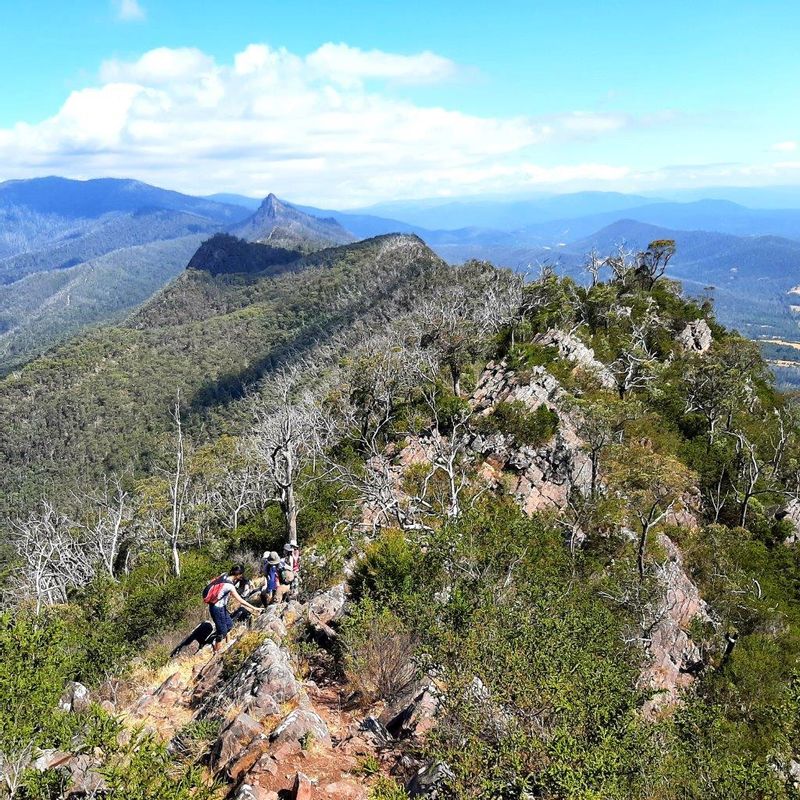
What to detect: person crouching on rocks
<box><xmin>260</xmin><ymin>551</ymin><xmax>281</xmax><ymax>606</ymax></box>
<box><xmin>203</xmin><ymin>564</ymin><xmax>262</xmax><ymax>652</ymax></box>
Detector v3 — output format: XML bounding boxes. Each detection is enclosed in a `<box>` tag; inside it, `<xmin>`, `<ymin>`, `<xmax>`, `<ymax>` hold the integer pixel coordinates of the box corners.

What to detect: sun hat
<box><xmin>267</xmin><ymin>551</ymin><xmax>281</xmax><ymax>566</ymax></box>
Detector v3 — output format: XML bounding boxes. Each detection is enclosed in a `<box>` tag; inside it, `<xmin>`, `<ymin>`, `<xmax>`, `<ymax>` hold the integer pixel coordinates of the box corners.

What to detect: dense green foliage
<box><xmin>0</xmin><ymin>235</ymin><xmax>205</xmax><ymax>373</ymax></box>
<box><xmin>0</xmin><ymin>235</ymin><xmax>443</xmax><ymax>519</ymax></box>
<box><xmin>4</xmin><ymin>234</ymin><xmax>800</xmax><ymax>799</ymax></box>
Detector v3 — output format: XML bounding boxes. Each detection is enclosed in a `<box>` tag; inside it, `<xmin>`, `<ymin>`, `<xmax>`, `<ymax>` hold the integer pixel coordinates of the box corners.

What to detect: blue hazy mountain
<box><xmin>204</xmin><ymin>192</ymin><xmax>263</xmax><ymax>210</ymax></box>
<box><xmin>350</xmin><ymin>191</ymin><xmax>659</xmax><ymax>230</ymax></box>
<box><xmin>434</xmin><ymin>218</ymin><xmax>800</xmax><ymax>342</ymax></box>
<box><xmin>0</xmin><ymin>177</ymin><xmax>251</xmax><ymax>370</ymax></box>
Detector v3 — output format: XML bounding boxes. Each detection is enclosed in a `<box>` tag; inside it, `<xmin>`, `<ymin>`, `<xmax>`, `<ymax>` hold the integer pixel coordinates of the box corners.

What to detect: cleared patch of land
<box><xmin>760</xmin><ymin>338</ymin><xmax>800</xmax><ymax>351</ymax></box>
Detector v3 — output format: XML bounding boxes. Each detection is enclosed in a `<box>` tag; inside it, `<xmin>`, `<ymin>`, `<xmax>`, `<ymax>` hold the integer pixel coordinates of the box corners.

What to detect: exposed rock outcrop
<box><xmin>58</xmin><ymin>682</ymin><xmax>91</xmax><ymax>714</ymax></box>
<box><xmin>676</xmin><ymin>319</ymin><xmax>713</xmax><ymax>353</ymax></box>
<box><xmin>640</xmin><ymin>534</ymin><xmax>710</xmax><ymax>717</ymax></box>
<box><xmin>534</xmin><ymin>329</ymin><xmax>616</xmax><ymax>389</ymax></box>
<box><xmin>470</xmin><ymin>361</ymin><xmax>591</xmax><ymax>514</ymax></box>
<box><xmin>777</xmin><ymin>498</ymin><xmax>800</xmax><ymax>544</ymax></box>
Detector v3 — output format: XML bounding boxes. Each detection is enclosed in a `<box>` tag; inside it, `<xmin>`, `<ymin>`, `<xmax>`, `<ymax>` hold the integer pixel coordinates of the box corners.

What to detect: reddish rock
<box><xmin>271</xmin><ymin>739</ymin><xmax>302</xmax><ymax>761</ymax></box>
<box><xmin>640</xmin><ymin>534</ymin><xmax>710</xmax><ymax>717</ymax></box>
<box><xmin>323</xmin><ymin>780</ymin><xmax>366</xmax><ymax>799</ymax></box>
<box><xmin>270</xmin><ymin>709</ymin><xmax>330</xmax><ymax>749</ymax></box>
<box><xmin>65</xmin><ymin>755</ymin><xmax>105</xmax><ymax>797</ymax></box>
<box><xmin>158</xmin><ymin>672</ymin><xmax>186</xmax><ymax>693</ymax></box>
<box><xmin>191</xmin><ymin>657</ymin><xmax>225</xmax><ymax>705</ymax></box>
<box><xmin>293</xmin><ymin>772</ymin><xmax>313</xmax><ymax>800</ymax></box>
<box><xmin>157</xmin><ymin>689</ymin><xmax>180</xmax><ymax>706</ymax></box>
<box><xmin>59</xmin><ymin>682</ymin><xmax>91</xmax><ymax>714</ymax></box>
<box><xmin>212</xmin><ymin>712</ymin><xmax>263</xmax><ymax>773</ymax></box>
<box><xmin>32</xmin><ymin>749</ymin><xmax>72</xmax><ymax>772</ymax></box>
<box><xmin>235</xmin><ymin>784</ymin><xmax>277</xmax><ymax>800</ymax></box>
<box><xmin>228</xmin><ymin>735</ymin><xmax>270</xmax><ymax>781</ymax></box>
<box><xmin>252</xmin><ymin>754</ymin><xmax>279</xmax><ymax>775</ymax></box>
<box><xmin>131</xmin><ymin>693</ymin><xmax>155</xmax><ymax>717</ymax></box>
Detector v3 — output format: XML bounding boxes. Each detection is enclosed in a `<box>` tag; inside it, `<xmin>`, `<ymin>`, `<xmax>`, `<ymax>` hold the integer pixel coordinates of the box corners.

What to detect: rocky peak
<box><xmin>676</xmin><ymin>319</ymin><xmax>713</xmax><ymax>353</ymax></box>
<box><xmin>231</xmin><ymin>194</ymin><xmax>355</xmax><ymax>251</ymax></box>
<box><xmin>257</xmin><ymin>193</ymin><xmax>283</xmax><ymax>220</ymax></box>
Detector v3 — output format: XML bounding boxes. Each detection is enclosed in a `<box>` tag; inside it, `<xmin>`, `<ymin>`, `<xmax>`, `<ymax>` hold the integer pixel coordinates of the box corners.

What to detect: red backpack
<box><xmin>202</xmin><ymin>575</ymin><xmax>230</xmax><ymax>605</ymax></box>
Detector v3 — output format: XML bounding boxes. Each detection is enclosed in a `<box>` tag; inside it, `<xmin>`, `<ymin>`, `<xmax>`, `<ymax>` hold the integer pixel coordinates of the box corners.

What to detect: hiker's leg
<box><xmin>219</xmin><ymin>606</ymin><xmax>233</xmax><ymax>641</ymax></box>
<box><xmin>209</xmin><ymin>605</ymin><xmax>232</xmax><ymax>650</ymax></box>
<box><xmin>275</xmin><ymin>584</ymin><xmax>289</xmax><ymax>603</ymax></box>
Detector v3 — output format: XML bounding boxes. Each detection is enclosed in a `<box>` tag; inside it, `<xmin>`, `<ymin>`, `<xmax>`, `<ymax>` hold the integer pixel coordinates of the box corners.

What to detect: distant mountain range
<box><xmin>3</xmin><ymin>176</ymin><xmax>800</xmax><ymax>377</ymax></box>
<box><xmin>0</xmin><ymin>181</ymin><xmax>348</xmax><ymax>372</ymax></box>
<box><xmin>231</xmin><ymin>194</ymin><xmax>354</xmax><ymax>250</ymax></box>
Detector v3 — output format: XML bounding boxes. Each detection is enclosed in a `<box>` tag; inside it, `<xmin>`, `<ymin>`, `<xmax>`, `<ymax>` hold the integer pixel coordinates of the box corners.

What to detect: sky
<box><xmin>0</xmin><ymin>0</ymin><xmax>798</xmax><ymax>207</ymax></box>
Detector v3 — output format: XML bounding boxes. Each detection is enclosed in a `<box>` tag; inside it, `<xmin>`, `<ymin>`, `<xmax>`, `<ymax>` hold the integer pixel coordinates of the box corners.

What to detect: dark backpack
<box><xmin>202</xmin><ymin>575</ymin><xmax>230</xmax><ymax>605</ymax></box>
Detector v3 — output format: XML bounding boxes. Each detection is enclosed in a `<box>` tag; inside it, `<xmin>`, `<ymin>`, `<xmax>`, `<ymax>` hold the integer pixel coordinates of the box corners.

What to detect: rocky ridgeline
<box><xmin>469</xmin><ymin>359</ymin><xmax>592</xmax><ymax>514</ymax></box>
<box><xmin>34</xmin><ymin>584</ymin><xmax>440</xmax><ymax>799</ymax></box>
<box><xmin>394</xmin><ymin>333</ymin><xmax>714</xmax><ymax>716</ymax></box>
<box><xmin>34</xmin><ymin>324</ymin><xmax>721</xmax><ymax>796</ymax></box>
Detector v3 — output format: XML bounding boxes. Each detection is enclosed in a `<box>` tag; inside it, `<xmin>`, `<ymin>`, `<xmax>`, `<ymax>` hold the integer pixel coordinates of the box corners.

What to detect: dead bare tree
<box><xmin>725</xmin><ymin>428</ymin><xmax>773</xmax><ymax>527</ymax></box>
<box><xmin>250</xmin><ymin>367</ymin><xmax>325</xmax><ymax>545</ymax></box>
<box><xmin>167</xmin><ymin>397</ymin><xmax>190</xmax><ymax>576</ymax></box>
<box><xmin>8</xmin><ymin>502</ymin><xmax>94</xmax><ymax>612</ymax></box>
<box><xmin>609</xmin><ymin>310</ymin><xmax>660</xmax><ymax>399</ymax></box>
<box><xmin>76</xmin><ymin>474</ymin><xmax>133</xmax><ymax>579</ymax></box>
<box><xmin>211</xmin><ymin>453</ymin><xmax>266</xmax><ymax>531</ymax></box>
<box><xmin>0</xmin><ymin>743</ymin><xmax>33</xmax><ymax>799</ymax></box>
<box><xmin>583</xmin><ymin>248</ymin><xmax>605</xmax><ymax>287</ymax></box>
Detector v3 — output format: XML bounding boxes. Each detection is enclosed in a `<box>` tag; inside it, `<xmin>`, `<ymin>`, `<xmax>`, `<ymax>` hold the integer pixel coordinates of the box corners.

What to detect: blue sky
<box><xmin>0</xmin><ymin>0</ymin><xmax>798</xmax><ymax>205</ymax></box>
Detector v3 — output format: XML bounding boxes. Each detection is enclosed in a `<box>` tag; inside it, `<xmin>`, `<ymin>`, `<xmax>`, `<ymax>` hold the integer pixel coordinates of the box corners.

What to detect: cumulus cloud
<box><xmin>114</xmin><ymin>0</ymin><xmax>146</xmax><ymax>22</ymax></box>
<box><xmin>0</xmin><ymin>42</ymin><xmax>665</xmax><ymax>205</ymax></box>
<box><xmin>773</xmin><ymin>140</ymin><xmax>798</xmax><ymax>153</ymax></box>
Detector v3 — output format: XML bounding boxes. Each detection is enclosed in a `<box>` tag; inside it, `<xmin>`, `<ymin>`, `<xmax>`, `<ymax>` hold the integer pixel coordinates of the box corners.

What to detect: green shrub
<box><xmin>369</xmin><ymin>776</ymin><xmax>409</xmax><ymax>800</ymax></box>
<box><xmin>301</xmin><ymin>528</ymin><xmax>350</xmax><ymax>595</ymax></box>
<box><xmin>356</xmin><ymin>754</ymin><xmax>381</xmax><ymax>776</ymax></box>
<box><xmin>221</xmin><ymin>630</ymin><xmax>267</xmax><ymax>679</ymax></box>
<box><xmin>100</xmin><ymin>732</ymin><xmax>219</xmax><ymax>800</ymax></box>
<box><xmin>474</xmin><ymin>400</ymin><xmax>559</xmax><ymax>446</ymax></box>
<box><xmin>349</xmin><ymin>530</ymin><xmax>418</xmax><ymax>605</ymax></box>
<box><xmin>340</xmin><ymin>600</ymin><xmax>417</xmax><ymax>705</ymax></box>
<box><xmin>506</xmin><ymin>342</ymin><xmax>558</xmax><ymax>372</ymax></box>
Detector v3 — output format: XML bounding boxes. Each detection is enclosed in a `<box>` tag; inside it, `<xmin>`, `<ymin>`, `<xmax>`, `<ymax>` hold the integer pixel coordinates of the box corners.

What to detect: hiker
<box><xmin>281</xmin><ymin>543</ymin><xmax>301</xmax><ymax>598</ymax></box>
<box><xmin>260</xmin><ymin>550</ymin><xmax>291</xmax><ymax>605</ymax></box>
<box><xmin>282</xmin><ymin>542</ymin><xmax>301</xmax><ymax>575</ymax></box>
<box><xmin>203</xmin><ymin>564</ymin><xmax>262</xmax><ymax>652</ymax></box>
<box><xmin>260</xmin><ymin>551</ymin><xmax>280</xmax><ymax>605</ymax></box>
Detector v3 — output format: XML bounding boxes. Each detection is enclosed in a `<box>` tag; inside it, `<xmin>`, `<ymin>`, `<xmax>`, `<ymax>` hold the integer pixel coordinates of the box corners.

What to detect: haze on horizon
<box><xmin>0</xmin><ymin>0</ymin><xmax>798</xmax><ymax>207</ymax></box>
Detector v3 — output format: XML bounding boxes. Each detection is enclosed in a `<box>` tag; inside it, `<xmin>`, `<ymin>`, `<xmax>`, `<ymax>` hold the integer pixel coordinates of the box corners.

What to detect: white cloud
<box><xmin>306</xmin><ymin>43</ymin><xmax>458</xmax><ymax>86</ymax></box>
<box><xmin>114</xmin><ymin>0</ymin><xmax>146</xmax><ymax>22</ymax></box>
<box><xmin>773</xmin><ymin>140</ymin><xmax>798</xmax><ymax>153</ymax></box>
<box><xmin>0</xmin><ymin>42</ymin><xmax>665</xmax><ymax>205</ymax></box>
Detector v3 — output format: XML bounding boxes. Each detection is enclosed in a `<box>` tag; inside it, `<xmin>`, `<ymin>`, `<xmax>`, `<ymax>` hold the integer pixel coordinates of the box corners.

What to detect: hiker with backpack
<box><xmin>203</xmin><ymin>564</ymin><xmax>262</xmax><ymax>652</ymax></box>
<box><xmin>281</xmin><ymin>543</ymin><xmax>301</xmax><ymax>598</ymax></box>
<box><xmin>260</xmin><ymin>550</ymin><xmax>293</xmax><ymax>605</ymax></box>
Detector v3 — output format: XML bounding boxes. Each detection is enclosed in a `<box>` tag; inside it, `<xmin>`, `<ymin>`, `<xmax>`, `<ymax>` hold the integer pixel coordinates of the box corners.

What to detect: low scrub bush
<box><xmin>474</xmin><ymin>400</ymin><xmax>559</xmax><ymax>446</ymax></box>
<box><xmin>341</xmin><ymin>600</ymin><xmax>417</xmax><ymax>705</ymax></box>
<box><xmin>349</xmin><ymin>530</ymin><xmax>418</xmax><ymax>606</ymax></box>
<box><xmin>369</xmin><ymin>776</ymin><xmax>409</xmax><ymax>800</ymax></box>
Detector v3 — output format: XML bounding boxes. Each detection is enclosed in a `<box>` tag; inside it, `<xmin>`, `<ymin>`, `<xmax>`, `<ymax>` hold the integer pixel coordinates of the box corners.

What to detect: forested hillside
<box><xmin>0</xmin><ymin>234</ymin><xmax>442</xmax><ymax>516</ymax></box>
<box><xmin>0</xmin><ymin>178</ymin><xmax>254</xmax><ymax>371</ymax></box>
<box><xmin>3</xmin><ymin>234</ymin><xmax>800</xmax><ymax>799</ymax></box>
